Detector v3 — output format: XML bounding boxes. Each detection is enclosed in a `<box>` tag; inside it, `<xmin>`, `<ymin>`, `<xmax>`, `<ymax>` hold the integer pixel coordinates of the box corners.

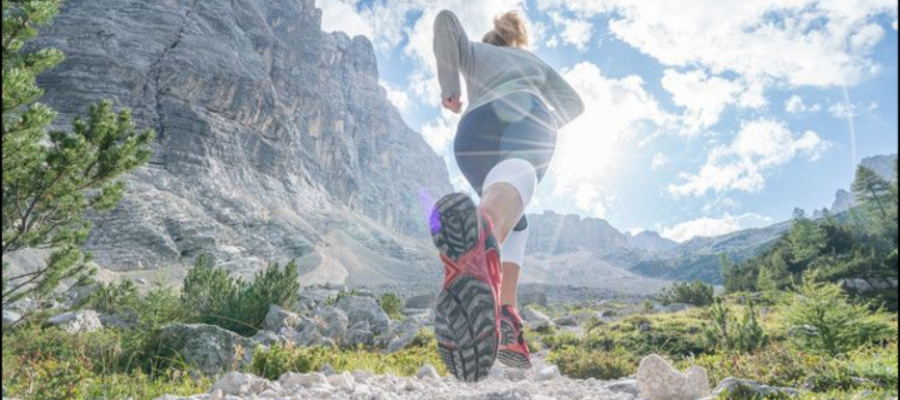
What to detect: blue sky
<box><xmin>320</xmin><ymin>0</ymin><xmax>899</xmax><ymax>242</ymax></box>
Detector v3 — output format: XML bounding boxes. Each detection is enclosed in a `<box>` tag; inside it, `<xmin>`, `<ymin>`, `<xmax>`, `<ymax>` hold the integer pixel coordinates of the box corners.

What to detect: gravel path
<box><xmin>155</xmin><ymin>360</ymin><xmax>642</xmax><ymax>400</ymax></box>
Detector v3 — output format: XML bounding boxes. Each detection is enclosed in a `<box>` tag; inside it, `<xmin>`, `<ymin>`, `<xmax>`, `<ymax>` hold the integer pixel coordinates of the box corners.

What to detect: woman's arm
<box><xmin>541</xmin><ymin>67</ymin><xmax>585</xmax><ymax>129</ymax></box>
<box><xmin>433</xmin><ymin>10</ymin><xmax>472</xmax><ymax>105</ymax></box>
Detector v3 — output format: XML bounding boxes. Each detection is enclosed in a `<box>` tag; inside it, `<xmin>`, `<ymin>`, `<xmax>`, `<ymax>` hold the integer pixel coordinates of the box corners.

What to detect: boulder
<box><xmin>315</xmin><ymin>306</ymin><xmax>349</xmax><ymax>341</ymax></box>
<box><xmin>284</xmin><ymin>316</ymin><xmax>323</xmax><ymax>347</ymax></box>
<box><xmin>155</xmin><ymin>324</ymin><xmax>257</xmax><ymax>376</ymax></box>
<box><xmin>636</xmin><ymin>354</ymin><xmax>711</xmax><ymax>400</ymax></box>
<box><xmin>263</xmin><ymin>305</ymin><xmax>301</xmax><ymax>332</ymax></box>
<box><xmin>2</xmin><ymin>310</ymin><xmax>22</xmax><ymax>329</ymax></box>
<box><xmin>344</xmin><ymin>322</ymin><xmax>376</xmax><ymax>347</ymax></box>
<box><xmin>47</xmin><ymin>310</ymin><xmax>103</xmax><ymax>333</ymax></box>
<box><xmin>335</xmin><ymin>296</ymin><xmax>391</xmax><ymax>339</ymax></box>
<box><xmin>699</xmin><ymin>378</ymin><xmax>800</xmax><ymax>400</ymax></box>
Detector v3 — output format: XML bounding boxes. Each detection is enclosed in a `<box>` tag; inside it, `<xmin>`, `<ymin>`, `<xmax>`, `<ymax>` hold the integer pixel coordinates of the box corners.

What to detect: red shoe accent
<box><xmin>439</xmin><ymin>212</ymin><xmax>503</xmax><ymax>329</ymax></box>
<box><xmin>498</xmin><ymin>305</ymin><xmax>533</xmax><ymax>369</ymax></box>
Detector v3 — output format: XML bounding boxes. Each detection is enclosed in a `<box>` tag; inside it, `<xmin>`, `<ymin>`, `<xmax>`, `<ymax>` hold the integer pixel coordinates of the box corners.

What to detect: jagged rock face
<box><xmin>527</xmin><ymin>211</ymin><xmax>632</xmax><ymax>255</ymax></box>
<box><xmin>32</xmin><ymin>0</ymin><xmax>452</xmax><ymax>274</ymax></box>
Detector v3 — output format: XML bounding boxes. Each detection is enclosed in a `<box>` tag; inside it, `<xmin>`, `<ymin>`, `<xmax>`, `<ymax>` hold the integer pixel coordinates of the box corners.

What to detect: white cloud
<box><xmin>536</xmin><ymin>0</ymin><xmax>897</xmax><ymax>132</ymax></box>
<box><xmin>546</xmin><ymin>36</ymin><xmax>560</xmax><ymax>48</ymax></box>
<box><xmin>668</xmin><ymin>119</ymin><xmax>832</xmax><ymax>197</ymax></box>
<box><xmin>546</xmin><ymin>62</ymin><xmax>673</xmax><ymax>217</ymax></box>
<box><xmin>661</xmin><ymin>69</ymin><xmax>745</xmax><ymax>134</ymax></box>
<box><xmin>593</xmin><ymin>0</ymin><xmax>896</xmax><ymax>88</ymax></box>
<box><xmin>660</xmin><ymin>213</ymin><xmax>774</xmax><ymax>243</ymax></box>
<box><xmin>651</xmin><ymin>153</ymin><xmax>669</xmax><ymax>171</ymax></box>
<box><xmin>785</xmin><ymin>95</ymin><xmax>822</xmax><ymax>114</ymax></box>
<box><xmin>420</xmin><ymin>110</ymin><xmax>461</xmax><ymax>155</ymax></box>
<box><xmin>829</xmin><ymin>101</ymin><xmax>879</xmax><ymax>119</ymax></box>
<box><xmin>379</xmin><ymin>80</ymin><xmax>412</xmax><ymax>112</ymax></box>
<box><xmin>319</xmin><ymin>0</ymin><xmax>374</xmax><ymax>39</ymax></box>
<box><xmin>550</xmin><ymin>13</ymin><xmax>593</xmax><ymax>51</ymax></box>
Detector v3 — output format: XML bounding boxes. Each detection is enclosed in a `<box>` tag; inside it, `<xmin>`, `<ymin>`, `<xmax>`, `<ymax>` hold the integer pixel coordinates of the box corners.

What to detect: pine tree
<box><xmin>2</xmin><ymin>1</ymin><xmax>155</xmax><ymax>307</ymax></box>
<box><xmin>853</xmin><ymin>166</ymin><xmax>892</xmax><ymax>220</ymax></box>
<box><xmin>788</xmin><ymin>208</ymin><xmax>827</xmax><ymax>267</ymax></box>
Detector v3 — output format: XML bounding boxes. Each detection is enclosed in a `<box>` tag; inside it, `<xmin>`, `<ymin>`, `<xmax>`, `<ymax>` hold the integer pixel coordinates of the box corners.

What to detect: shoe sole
<box><xmin>498</xmin><ymin>321</ymin><xmax>533</xmax><ymax>369</ymax></box>
<box><xmin>432</xmin><ymin>193</ymin><xmax>499</xmax><ymax>383</ymax></box>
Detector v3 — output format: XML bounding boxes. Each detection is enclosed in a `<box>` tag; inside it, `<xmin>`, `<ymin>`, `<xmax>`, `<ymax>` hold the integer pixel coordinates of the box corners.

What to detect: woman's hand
<box><xmin>442</xmin><ymin>95</ymin><xmax>463</xmax><ymax>114</ymax></box>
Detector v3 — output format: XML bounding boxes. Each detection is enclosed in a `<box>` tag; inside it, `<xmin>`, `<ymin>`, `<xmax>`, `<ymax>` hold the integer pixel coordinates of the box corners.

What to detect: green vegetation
<box><xmin>703</xmin><ymin>298</ymin><xmax>768</xmax><ymax>354</ymax></box>
<box><xmin>721</xmin><ymin>164</ymin><xmax>899</xmax><ymax>310</ymax></box>
<box><xmin>2</xmin><ymin>0</ymin><xmax>155</xmax><ymax>308</ymax></box>
<box><xmin>785</xmin><ymin>278</ymin><xmax>895</xmax><ymax>356</ymax></box>
<box><xmin>658</xmin><ymin>280</ymin><xmax>715</xmax><ymax>307</ymax></box>
<box><xmin>182</xmin><ymin>255</ymin><xmax>300</xmax><ymax>336</ymax></box>
<box><xmin>377</xmin><ymin>293</ymin><xmax>404</xmax><ymax>320</ymax></box>
<box><xmin>250</xmin><ymin>340</ymin><xmax>446</xmax><ymax>381</ymax></box>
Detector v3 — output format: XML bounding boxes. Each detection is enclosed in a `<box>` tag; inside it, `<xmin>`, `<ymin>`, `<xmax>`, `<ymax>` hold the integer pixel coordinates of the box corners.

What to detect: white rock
<box><xmin>280</xmin><ymin>372</ymin><xmax>326</xmax><ymax>389</ymax></box>
<box><xmin>209</xmin><ymin>372</ymin><xmax>266</xmax><ymax>396</ymax></box>
<box><xmin>536</xmin><ymin>365</ymin><xmax>562</xmax><ymax>382</ymax></box>
<box><xmin>636</xmin><ymin>354</ymin><xmax>710</xmax><ymax>400</ymax></box>
<box><xmin>47</xmin><ymin>310</ymin><xmax>103</xmax><ymax>333</ymax></box>
<box><xmin>416</xmin><ymin>364</ymin><xmax>441</xmax><ymax>380</ymax></box>
<box><xmin>328</xmin><ymin>371</ymin><xmax>356</xmax><ymax>391</ymax></box>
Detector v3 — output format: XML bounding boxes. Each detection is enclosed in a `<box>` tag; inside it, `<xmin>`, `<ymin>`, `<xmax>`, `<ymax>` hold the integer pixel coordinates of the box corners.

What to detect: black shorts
<box><xmin>454</xmin><ymin>93</ymin><xmax>557</xmax><ymax>231</ymax></box>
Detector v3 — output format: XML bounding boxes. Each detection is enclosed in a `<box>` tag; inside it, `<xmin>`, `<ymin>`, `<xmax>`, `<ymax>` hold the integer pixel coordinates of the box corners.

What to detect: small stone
<box><xmin>416</xmin><ymin>365</ymin><xmax>441</xmax><ymax>380</ymax></box>
<box><xmin>279</xmin><ymin>372</ymin><xmax>326</xmax><ymax>389</ymax></box>
<box><xmin>536</xmin><ymin>365</ymin><xmax>562</xmax><ymax>381</ymax></box>
<box><xmin>328</xmin><ymin>371</ymin><xmax>356</xmax><ymax>391</ymax></box>
<box><xmin>209</xmin><ymin>372</ymin><xmax>266</xmax><ymax>396</ymax></box>
<box><xmin>606</xmin><ymin>379</ymin><xmax>640</xmax><ymax>396</ymax></box>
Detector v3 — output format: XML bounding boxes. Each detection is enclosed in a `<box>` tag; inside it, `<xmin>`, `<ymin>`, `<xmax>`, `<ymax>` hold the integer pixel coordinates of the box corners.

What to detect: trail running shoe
<box><xmin>430</xmin><ymin>193</ymin><xmax>502</xmax><ymax>383</ymax></box>
<box><xmin>498</xmin><ymin>305</ymin><xmax>533</xmax><ymax>369</ymax></box>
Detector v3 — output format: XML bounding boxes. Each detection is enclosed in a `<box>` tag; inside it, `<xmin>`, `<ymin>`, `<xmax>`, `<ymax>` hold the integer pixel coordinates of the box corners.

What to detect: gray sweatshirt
<box><xmin>433</xmin><ymin>10</ymin><xmax>585</xmax><ymax>128</ymax></box>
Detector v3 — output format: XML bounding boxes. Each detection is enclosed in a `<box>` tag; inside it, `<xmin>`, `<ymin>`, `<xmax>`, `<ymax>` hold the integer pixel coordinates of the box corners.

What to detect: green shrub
<box><xmin>325</xmin><ymin>289</ymin><xmax>362</xmax><ymax>307</ymax></box>
<box><xmin>703</xmin><ymin>298</ymin><xmax>768</xmax><ymax>354</ymax></box>
<box><xmin>690</xmin><ymin>341</ymin><xmax>898</xmax><ymax>396</ymax></box>
<box><xmin>785</xmin><ymin>279</ymin><xmax>895</xmax><ymax>356</ymax></box>
<box><xmin>2</xmin><ymin>326</ymin><xmax>210</xmax><ymax>400</ymax></box>
<box><xmin>583</xmin><ymin>312</ymin><xmax>711</xmax><ymax>358</ymax></box>
<box><xmin>540</xmin><ymin>330</ymin><xmax>581</xmax><ymax>351</ymax></box>
<box><xmin>79</xmin><ymin>280</ymin><xmax>140</xmax><ymax>314</ymax></box>
<box><xmin>659</xmin><ymin>280</ymin><xmax>716</xmax><ymax>307</ymax></box>
<box><xmin>181</xmin><ymin>256</ymin><xmax>299</xmax><ymax>336</ymax></box>
<box><xmin>378</xmin><ymin>293</ymin><xmax>404</xmax><ymax>320</ymax></box>
<box><xmin>548</xmin><ymin>346</ymin><xmax>637</xmax><ymax>380</ymax></box>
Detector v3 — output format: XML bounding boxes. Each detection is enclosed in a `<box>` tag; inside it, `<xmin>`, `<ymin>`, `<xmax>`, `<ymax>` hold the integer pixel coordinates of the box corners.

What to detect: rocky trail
<box><xmin>157</xmin><ymin>360</ymin><xmax>641</xmax><ymax>400</ymax></box>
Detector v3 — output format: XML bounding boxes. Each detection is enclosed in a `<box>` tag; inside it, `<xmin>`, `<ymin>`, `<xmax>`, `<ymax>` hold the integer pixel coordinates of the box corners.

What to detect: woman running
<box><xmin>429</xmin><ymin>10</ymin><xmax>584</xmax><ymax>382</ymax></box>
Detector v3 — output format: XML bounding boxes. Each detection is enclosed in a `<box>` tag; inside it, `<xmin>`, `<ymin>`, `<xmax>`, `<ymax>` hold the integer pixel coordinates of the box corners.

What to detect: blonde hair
<box><xmin>482</xmin><ymin>11</ymin><xmax>529</xmax><ymax>48</ymax></box>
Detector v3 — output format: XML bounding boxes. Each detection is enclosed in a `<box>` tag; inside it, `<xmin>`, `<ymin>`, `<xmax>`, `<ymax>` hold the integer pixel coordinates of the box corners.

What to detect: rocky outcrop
<box><xmin>841</xmin><ymin>277</ymin><xmax>900</xmax><ymax>294</ymax></box>
<box><xmin>155</xmin><ymin>324</ymin><xmax>260</xmax><ymax>375</ymax></box>
<box><xmin>636</xmin><ymin>355</ymin><xmax>711</xmax><ymax>400</ymax></box>
<box><xmin>828</xmin><ymin>154</ymin><xmax>898</xmax><ymax>214</ymax></box>
<box><xmin>47</xmin><ymin>310</ymin><xmax>103</xmax><ymax>334</ymax></box>
<box><xmin>31</xmin><ymin>0</ymin><xmax>452</xmax><ymax>280</ymax></box>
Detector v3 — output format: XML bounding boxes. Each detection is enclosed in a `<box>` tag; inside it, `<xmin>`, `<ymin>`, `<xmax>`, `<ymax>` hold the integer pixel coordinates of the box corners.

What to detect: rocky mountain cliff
<box><xmin>31</xmin><ymin>0</ymin><xmax>452</xmax><ymax>282</ymax></box>
<box><xmin>829</xmin><ymin>154</ymin><xmax>898</xmax><ymax>214</ymax></box>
